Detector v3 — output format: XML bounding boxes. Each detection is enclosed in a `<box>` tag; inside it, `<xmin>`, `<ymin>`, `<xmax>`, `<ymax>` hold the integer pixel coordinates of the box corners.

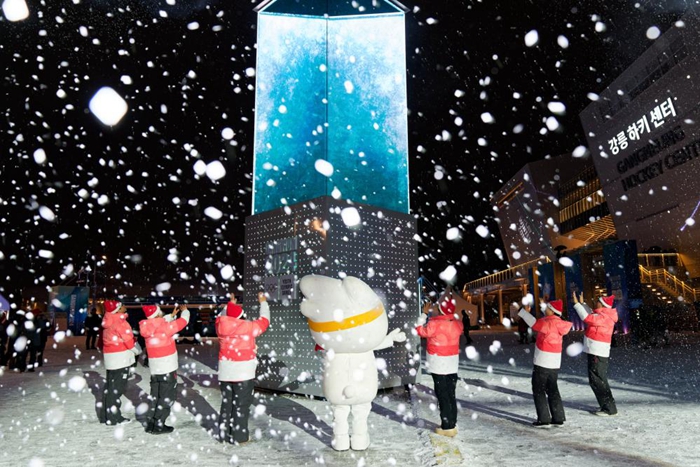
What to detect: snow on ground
<box><xmin>1</xmin><ymin>330</ymin><xmax>700</xmax><ymax>467</ymax></box>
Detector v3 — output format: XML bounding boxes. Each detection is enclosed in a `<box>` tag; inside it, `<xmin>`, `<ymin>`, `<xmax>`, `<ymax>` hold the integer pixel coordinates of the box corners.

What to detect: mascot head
<box><xmin>299</xmin><ymin>275</ymin><xmax>388</xmax><ymax>353</ymax></box>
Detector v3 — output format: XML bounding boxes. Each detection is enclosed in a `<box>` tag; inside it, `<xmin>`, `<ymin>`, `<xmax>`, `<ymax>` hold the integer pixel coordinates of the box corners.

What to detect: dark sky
<box><xmin>0</xmin><ymin>0</ymin><xmax>688</xmax><ymax>304</ymax></box>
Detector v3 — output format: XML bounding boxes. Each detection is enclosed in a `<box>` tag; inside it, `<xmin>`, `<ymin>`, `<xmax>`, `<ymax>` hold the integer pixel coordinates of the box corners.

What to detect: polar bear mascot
<box><xmin>299</xmin><ymin>275</ymin><xmax>406</xmax><ymax>451</ymax></box>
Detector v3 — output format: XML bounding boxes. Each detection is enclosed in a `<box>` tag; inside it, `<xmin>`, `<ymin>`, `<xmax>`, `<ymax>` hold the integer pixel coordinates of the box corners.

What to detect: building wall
<box><xmin>493</xmin><ymin>155</ymin><xmax>587</xmax><ymax>267</ymax></box>
<box><xmin>245</xmin><ymin>196</ymin><xmax>419</xmax><ymax>396</ymax></box>
<box><xmin>580</xmin><ymin>10</ymin><xmax>700</xmax><ymax>277</ymax></box>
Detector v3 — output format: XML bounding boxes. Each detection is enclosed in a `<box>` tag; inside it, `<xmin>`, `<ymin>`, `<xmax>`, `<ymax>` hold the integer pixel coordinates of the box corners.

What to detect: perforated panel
<box><xmin>244</xmin><ymin>196</ymin><xmax>419</xmax><ymax>396</ymax></box>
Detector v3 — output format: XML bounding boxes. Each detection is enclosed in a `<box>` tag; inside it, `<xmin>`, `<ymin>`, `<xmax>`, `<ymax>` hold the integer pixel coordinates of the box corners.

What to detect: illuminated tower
<box><xmin>245</xmin><ymin>0</ymin><xmax>418</xmax><ymax>396</ymax></box>
<box><xmin>252</xmin><ymin>0</ymin><xmax>409</xmax><ymax>214</ymax></box>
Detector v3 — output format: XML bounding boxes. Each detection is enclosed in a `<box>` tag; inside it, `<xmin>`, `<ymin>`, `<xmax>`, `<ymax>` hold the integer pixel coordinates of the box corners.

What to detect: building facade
<box><xmin>464</xmin><ymin>12</ymin><xmax>700</xmax><ymax>334</ymax></box>
<box><xmin>579</xmin><ymin>9</ymin><xmax>700</xmax><ymax>280</ymax></box>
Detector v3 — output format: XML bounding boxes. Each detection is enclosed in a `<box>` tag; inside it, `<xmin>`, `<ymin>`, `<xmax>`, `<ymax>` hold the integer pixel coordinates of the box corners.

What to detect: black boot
<box><xmin>152</xmin><ymin>424</ymin><xmax>174</xmax><ymax>435</ymax></box>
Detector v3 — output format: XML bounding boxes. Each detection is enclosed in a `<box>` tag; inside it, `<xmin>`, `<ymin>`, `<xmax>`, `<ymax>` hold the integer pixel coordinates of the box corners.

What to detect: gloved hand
<box><xmin>131</xmin><ymin>342</ymin><xmax>142</xmax><ymax>356</ymax></box>
<box><xmin>415</xmin><ymin>314</ymin><xmax>427</xmax><ymax>327</ymax></box>
<box><xmin>388</xmin><ymin>328</ymin><xmax>407</xmax><ymax>343</ymax></box>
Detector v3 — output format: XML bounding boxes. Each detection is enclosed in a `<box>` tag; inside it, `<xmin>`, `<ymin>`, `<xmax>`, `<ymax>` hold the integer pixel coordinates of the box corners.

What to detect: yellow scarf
<box><xmin>307</xmin><ymin>304</ymin><xmax>384</xmax><ymax>333</ymax></box>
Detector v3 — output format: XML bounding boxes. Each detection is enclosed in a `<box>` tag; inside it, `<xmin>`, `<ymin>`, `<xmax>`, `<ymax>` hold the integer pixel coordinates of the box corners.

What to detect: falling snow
<box><xmin>1</xmin><ymin>1</ymin><xmax>698</xmax><ymax>465</ymax></box>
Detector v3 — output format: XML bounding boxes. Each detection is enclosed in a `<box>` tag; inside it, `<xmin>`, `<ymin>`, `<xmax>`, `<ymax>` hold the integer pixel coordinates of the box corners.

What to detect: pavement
<box><xmin>1</xmin><ymin>328</ymin><xmax>700</xmax><ymax>466</ymax></box>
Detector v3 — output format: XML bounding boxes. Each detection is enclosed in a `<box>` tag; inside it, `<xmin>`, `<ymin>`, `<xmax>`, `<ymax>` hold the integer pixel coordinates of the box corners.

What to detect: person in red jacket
<box><xmin>101</xmin><ymin>300</ymin><xmax>140</xmax><ymax>426</ymax></box>
<box><xmin>216</xmin><ymin>292</ymin><xmax>270</xmax><ymax>444</ymax></box>
<box><xmin>573</xmin><ymin>292</ymin><xmax>619</xmax><ymax>416</ymax></box>
<box><xmin>139</xmin><ymin>303</ymin><xmax>190</xmax><ymax>434</ymax></box>
<box><xmin>415</xmin><ymin>293</ymin><xmax>464</xmax><ymax>437</ymax></box>
<box><xmin>518</xmin><ymin>298</ymin><xmax>572</xmax><ymax>427</ymax></box>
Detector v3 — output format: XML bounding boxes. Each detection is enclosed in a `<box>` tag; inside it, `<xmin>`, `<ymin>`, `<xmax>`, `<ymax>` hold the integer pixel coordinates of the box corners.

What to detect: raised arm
<box><xmin>517</xmin><ymin>305</ymin><xmax>536</xmax><ymax>328</ymax></box>
<box><xmin>573</xmin><ymin>303</ymin><xmax>592</xmax><ymax>321</ymax></box>
<box><xmin>573</xmin><ymin>292</ymin><xmax>592</xmax><ymax>321</ymax></box>
<box><xmin>414</xmin><ymin>302</ymin><xmax>434</xmax><ymax>338</ymax></box>
<box><xmin>253</xmin><ymin>294</ymin><xmax>271</xmax><ymax>336</ymax></box>
<box><xmin>166</xmin><ymin>305</ymin><xmax>190</xmax><ymax>336</ymax></box>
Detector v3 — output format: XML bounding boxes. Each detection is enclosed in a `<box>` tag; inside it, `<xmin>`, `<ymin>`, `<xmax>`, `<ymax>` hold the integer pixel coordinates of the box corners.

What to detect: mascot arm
<box><xmin>373</xmin><ymin>328</ymin><xmax>407</xmax><ymax>350</ymax></box>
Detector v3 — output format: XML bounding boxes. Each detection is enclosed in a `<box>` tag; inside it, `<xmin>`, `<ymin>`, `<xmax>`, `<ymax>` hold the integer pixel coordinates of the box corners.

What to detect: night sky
<box><xmin>0</xmin><ymin>0</ymin><xmax>687</xmax><ymax>305</ymax></box>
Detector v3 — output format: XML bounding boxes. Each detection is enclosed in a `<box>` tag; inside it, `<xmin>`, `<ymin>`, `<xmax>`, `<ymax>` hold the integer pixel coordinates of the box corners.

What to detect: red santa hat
<box><xmin>438</xmin><ymin>296</ymin><xmax>456</xmax><ymax>315</ymax></box>
<box><xmin>599</xmin><ymin>295</ymin><xmax>615</xmax><ymax>308</ymax></box>
<box><xmin>547</xmin><ymin>299</ymin><xmax>563</xmax><ymax>316</ymax></box>
<box><xmin>104</xmin><ymin>300</ymin><xmax>122</xmax><ymax>314</ymax></box>
<box><xmin>226</xmin><ymin>302</ymin><xmax>244</xmax><ymax>319</ymax></box>
<box><xmin>143</xmin><ymin>305</ymin><xmax>161</xmax><ymax>319</ymax></box>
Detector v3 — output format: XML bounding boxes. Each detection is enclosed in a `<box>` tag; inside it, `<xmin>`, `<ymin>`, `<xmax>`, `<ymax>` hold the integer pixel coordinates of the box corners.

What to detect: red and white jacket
<box><xmin>139</xmin><ymin>314</ymin><xmax>189</xmax><ymax>375</ymax></box>
<box><xmin>573</xmin><ymin>303</ymin><xmax>618</xmax><ymax>357</ymax></box>
<box><xmin>216</xmin><ymin>301</ymin><xmax>270</xmax><ymax>382</ymax></box>
<box><xmin>415</xmin><ymin>314</ymin><xmax>464</xmax><ymax>375</ymax></box>
<box><xmin>518</xmin><ymin>310</ymin><xmax>572</xmax><ymax>369</ymax></box>
<box><xmin>102</xmin><ymin>312</ymin><xmax>137</xmax><ymax>370</ymax></box>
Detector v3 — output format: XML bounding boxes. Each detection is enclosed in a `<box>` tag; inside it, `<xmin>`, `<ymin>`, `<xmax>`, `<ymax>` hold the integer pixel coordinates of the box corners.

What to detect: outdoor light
<box><xmin>252</xmin><ymin>0</ymin><xmax>409</xmax><ymax>214</ymax></box>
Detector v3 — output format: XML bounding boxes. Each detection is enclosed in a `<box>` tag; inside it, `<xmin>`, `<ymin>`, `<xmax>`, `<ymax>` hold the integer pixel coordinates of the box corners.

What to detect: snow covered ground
<box><xmin>1</xmin><ymin>329</ymin><xmax>700</xmax><ymax>467</ymax></box>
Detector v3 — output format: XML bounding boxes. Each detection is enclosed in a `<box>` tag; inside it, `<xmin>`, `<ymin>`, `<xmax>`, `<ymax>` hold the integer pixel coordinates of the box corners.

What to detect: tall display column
<box><xmin>245</xmin><ymin>0</ymin><xmax>418</xmax><ymax>397</ymax></box>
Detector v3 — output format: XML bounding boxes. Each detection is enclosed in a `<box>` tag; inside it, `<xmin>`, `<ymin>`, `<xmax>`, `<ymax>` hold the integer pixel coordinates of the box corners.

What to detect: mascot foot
<box><xmin>351</xmin><ymin>433</ymin><xmax>370</xmax><ymax>451</ymax></box>
<box><xmin>332</xmin><ymin>434</ymin><xmax>350</xmax><ymax>451</ymax></box>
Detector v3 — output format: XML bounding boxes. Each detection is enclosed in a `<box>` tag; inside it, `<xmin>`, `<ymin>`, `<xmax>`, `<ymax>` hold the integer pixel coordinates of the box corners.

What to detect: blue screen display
<box><xmin>253</xmin><ymin>2</ymin><xmax>409</xmax><ymax>214</ymax></box>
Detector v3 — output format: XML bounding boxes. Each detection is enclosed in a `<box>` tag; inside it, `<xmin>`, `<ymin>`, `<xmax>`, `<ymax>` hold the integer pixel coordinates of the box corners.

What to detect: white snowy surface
<box><xmin>1</xmin><ymin>331</ymin><xmax>700</xmax><ymax>466</ymax></box>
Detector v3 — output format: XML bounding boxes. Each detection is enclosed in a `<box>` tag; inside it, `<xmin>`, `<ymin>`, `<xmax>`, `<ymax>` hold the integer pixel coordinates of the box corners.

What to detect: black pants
<box><xmin>10</xmin><ymin>347</ymin><xmax>28</xmax><ymax>372</ymax></box>
<box><xmin>432</xmin><ymin>373</ymin><xmax>458</xmax><ymax>429</ymax></box>
<box><xmin>218</xmin><ymin>380</ymin><xmax>255</xmax><ymax>443</ymax></box>
<box><xmin>86</xmin><ymin>332</ymin><xmax>98</xmax><ymax>350</ymax></box>
<box><xmin>588</xmin><ymin>354</ymin><xmax>617</xmax><ymax>414</ymax></box>
<box><xmin>0</xmin><ymin>339</ymin><xmax>8</xmax><ymax>366</ymax></box>
<box><xmin>38</xmin><ymin>340</ymin><xmax>47</xmax><ymax>366</ymax></box>
<box><xmin>149</xmin><ymin>371</ymin><xmax>178</xmax><ymax>429</ymax></box>
<box><xmin>28</xmin><ymin>347</ymin><xmax>42</xmax><ymax>369</ymax></box>
<box><xmin>103</xmin><ymin>367</ymin><xmax>130</xmax><ymax>424</ymax></box>
<box><xmin>2</xmin><ymin>347</ymin><xmax>11</xmax><ymax>367</ymax></box>
<box><xmin>532</xmin><ymin>365</ymin><xmax>565</xmax><ymax>423</ymax></box>
<box><xmin>463</xmin><ymin>327</ymin><xmax>473</xmax><ymax>345</ymax></box>
<box><xmin>518</xmin><ymin>321</ymin><xmax>530</xmax><ymax>344</ymax></box>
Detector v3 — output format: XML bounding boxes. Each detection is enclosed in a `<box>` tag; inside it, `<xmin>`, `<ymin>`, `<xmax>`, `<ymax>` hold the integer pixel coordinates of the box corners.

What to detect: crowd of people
<box><xmin>99</xmin><ymin>292</ymin><xmax>269</xmax><ymax>443</ymax></box>
<box><xmin>417</xmin><ymin>291</ymin><xmax>619</xmax><ymax>433</ymax></box>
<box><xmin>0</xmin><ymin>294</ymin><xmax>269</xmax><ymax>444</ymax></box>
<box><xmin>0</xmin><ymin>307</ymin><xmax>51</xmax><ymax>373</ymax></box>
<box><xmin>1</xmin><ymin>287</ymin><xmax>620</xmax><ymax>446</ymax></box>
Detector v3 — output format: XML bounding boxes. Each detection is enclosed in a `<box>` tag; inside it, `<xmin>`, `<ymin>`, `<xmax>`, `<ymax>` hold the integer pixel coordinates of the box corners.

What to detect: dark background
<box><xmin>0</xmin><ymin>0</ymin><xmax>687</xmax><ymax>304</ymax></box>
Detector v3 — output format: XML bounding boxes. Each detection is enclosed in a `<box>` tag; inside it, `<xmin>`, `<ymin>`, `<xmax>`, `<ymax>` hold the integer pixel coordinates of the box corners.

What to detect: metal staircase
<box><xmin>462</xmin><ymin>258</ymin><xmax>550</xmax><ymax>294</ymax></box>
<box><xmin>638</xmin><ymin>264</ymin><xmax>699</xmax><ymax>303</ymax></box>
